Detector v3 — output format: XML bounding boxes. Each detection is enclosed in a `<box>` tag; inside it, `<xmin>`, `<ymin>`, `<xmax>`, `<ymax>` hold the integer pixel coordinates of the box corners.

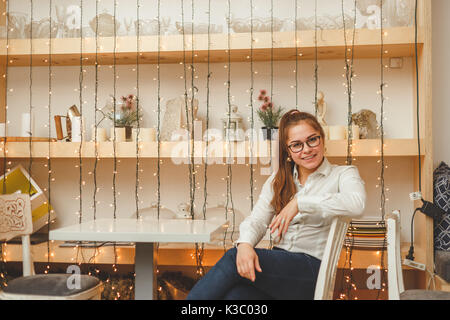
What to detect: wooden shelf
<box><xmin>1</xmin><ymin>139</ymin><xmax>424</xmax><ymax>159</ymax></box>
<box><xmin>0</xmin><ymin>27</ymin><xmax>423</xmax><ymax>66</ymax></box>
<box><xmin>3</xmin><ymin>239</ymin><xmax>426</xmax><ymax>269</ymax></box>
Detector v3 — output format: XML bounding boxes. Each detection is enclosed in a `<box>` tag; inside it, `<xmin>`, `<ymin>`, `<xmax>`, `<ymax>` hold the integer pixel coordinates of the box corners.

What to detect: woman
<box><xmin>186</xmin><ymin>110</ymin><xmax>366</xmax><ymax>300</ymax></box>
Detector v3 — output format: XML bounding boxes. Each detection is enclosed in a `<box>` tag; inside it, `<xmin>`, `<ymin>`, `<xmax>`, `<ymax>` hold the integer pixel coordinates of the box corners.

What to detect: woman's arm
<box><xmin>235</xmin><ymin>172</ymin><xmax>276</xmax><ymax>248</ymax></box>
<box><xmin>295</xmin><ymin>166</ymin><xmax>366</xmax><ymax>223</ymax></box>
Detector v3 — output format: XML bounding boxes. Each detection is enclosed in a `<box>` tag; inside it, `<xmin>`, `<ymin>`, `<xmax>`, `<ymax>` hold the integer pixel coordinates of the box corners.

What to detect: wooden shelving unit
<box><xmin>0</xmin><ymin>27</ymin><xmax>422</xmax><ymax>66</ymax></box>
<box><xmin>0</xmin><ymin>0</ymin><xmax>442</xmax><ymax>292</ymax></box>
<box><xmin>1</xmin><ymin>139</ymin><xmax>425</xmax><ymax>159</ymax></box>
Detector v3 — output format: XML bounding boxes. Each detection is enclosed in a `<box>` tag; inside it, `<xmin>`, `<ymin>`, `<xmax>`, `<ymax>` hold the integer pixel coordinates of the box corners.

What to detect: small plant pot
<box><xmin>261</xmin><ymin>127</ymin><xmax>278</xmax><ymax>140</ymax></box>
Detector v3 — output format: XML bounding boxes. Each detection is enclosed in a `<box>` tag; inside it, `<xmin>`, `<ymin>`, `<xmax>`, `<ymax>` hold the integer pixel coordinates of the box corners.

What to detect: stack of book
<box><xmin>344</xmin><ymin>220</ymin><xmax>387</xmax><ymax>249</ymax></box>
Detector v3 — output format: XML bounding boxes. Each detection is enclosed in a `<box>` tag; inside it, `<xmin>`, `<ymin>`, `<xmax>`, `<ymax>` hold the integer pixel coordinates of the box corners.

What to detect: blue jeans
<box><xmin>186</xmin><ymin>247</ymin><xmax>321</xmax><ymax>300</ymax></box>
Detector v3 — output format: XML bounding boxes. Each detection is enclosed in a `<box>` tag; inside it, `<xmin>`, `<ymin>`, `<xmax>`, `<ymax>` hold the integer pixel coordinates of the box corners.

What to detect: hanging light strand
<box><xmin>376</xmin><ymin>0</ymin><xmax>388</xmax><ymax>300</ymax></box>
<box><xmin>46</xmin><ymin>0</ymin><xmax>54</xmax><ymax>273</ymax></box>
<box><xmin>249</xmin><ymin>0</ymin><xmax>255</xmax><ymax>210</ymax></box>
<box><xmin>313</xmin><ymin>0</ymin><xmax>319</xmax><ymax>117</ymax></box>
<box><xmin>93</xmin><ymin>0</ymin><xmax>99</xmax><ymax>221</ymax></box>
<box><xmin>294</xmin><ymin>0</ymin><xmax>299</xmax><ymax>110</ymax></box>
<box><xmin>112</xmin><ymin>0</ymin><xmax>119</xmax><ymax>296</ymax></box>
<box><xmin>340</xmin><ymin>0</ymin><xmax>358</xmax><ymax>300</ymax></box>
<box><xmin>224</xmin><ymin>0</ymin><xmax>237</xmax><ymax>248</ymax></box>
<box><xmin>112</xmin><ymin>0</ymin><xmax>118</xmax><ymax>220</ymax></box>
<box><xmin>198</xmin><ymin>0</ymin><xmax>214</xmax><ymax>280</ymax></box>
<box><xmin>343</xmin><ymin>0</ymin><xmax>357</xmax><ymax>166</ymax></box>
<box><xmin>189</xmin><ymin>0</ymin><xmax>196</xmax><ymax>220</ymax></box>
<box><xmin>28</xmin><ymin>0</ymin><xmax>34</xmax><ymax>196</ymax></box>
<box><xmin>157</xmin><ymin>0</ymin><xmax>161</xmax><ymax>220</ymax></box>
<box><xmin>78</xmin><ymin>0</ymin><xmax>84</xmax><ymax>224</ymax></box>
<box><xmin>181</xmin><ymin>0</ymin><xmax>194</xmax><ymax>223</ymax></box>
<box><xmin>135</xmin><ymin>0</ymin><xmax>141</xmax><ymax>219</ymax></box>
<box><xmin>0</xmin><ymin>0</ymin><xmax>11</xmax><ymax>288</ymax></box>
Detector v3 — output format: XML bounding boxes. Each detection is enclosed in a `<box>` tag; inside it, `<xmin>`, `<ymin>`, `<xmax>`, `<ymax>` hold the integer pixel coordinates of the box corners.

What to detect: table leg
<box><xmin>135</xmin><ymin>243</ymin><xmax>157</xmax><ymax>300</ymax></box>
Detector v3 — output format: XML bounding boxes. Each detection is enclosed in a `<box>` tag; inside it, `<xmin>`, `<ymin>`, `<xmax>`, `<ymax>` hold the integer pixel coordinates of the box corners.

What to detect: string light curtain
<box><xmin>339</xmin><ymin>0</ymin><xmax>358</xmax><ymax>300</ymax></box>
<box><xmin>225</xmin><ymin>0</ymin><xmax>237</xmax><ymax>247</ymax></box>
<box><xmin>0</xmin><ymin>0</ymin><xmax>11</xmax><ymax>289</ymax></box>
<box><xmin>376</xmin><ymin>0</ymin><xmax>388</xmax><ymax>299</ymax></box>
<box><xmin>44</xmin><ymin>0</ymin><xmax>54</xmax><ymax>275</ymax></box>
<box><xmin>249</xmin><ymin>0</ymin><xmax>255</xmax><ymax>211</ymax></box>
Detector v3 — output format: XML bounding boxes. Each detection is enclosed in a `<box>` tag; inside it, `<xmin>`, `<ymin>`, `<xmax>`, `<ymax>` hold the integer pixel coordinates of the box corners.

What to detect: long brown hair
<box><xmin>270</xmin><ymin>110</ymin><xmax>326</xmax><ymax>215</ymax></box>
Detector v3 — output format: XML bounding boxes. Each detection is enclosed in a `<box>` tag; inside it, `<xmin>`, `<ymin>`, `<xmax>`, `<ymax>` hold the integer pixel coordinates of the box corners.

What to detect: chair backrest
<box><xmin>386</xmin><ymin>210</ymin><xmax>405</xmax><ymax>300</ymax></box>
<box><xmin>314</xmin><ymin>216</ymin><xmax>351</xmax><ymax>300</ymax></box>
<box><xmin>0</xmin><ymin>193</ymin><xmax>35</xmax><ymax>277</ymax></box>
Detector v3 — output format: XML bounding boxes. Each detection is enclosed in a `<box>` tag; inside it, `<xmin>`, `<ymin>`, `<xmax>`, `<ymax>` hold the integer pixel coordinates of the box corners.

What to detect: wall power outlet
<box><xmin>403</xmin><ymin>259</ymin><xmax>425</xmax><ymax>271</ymax></box>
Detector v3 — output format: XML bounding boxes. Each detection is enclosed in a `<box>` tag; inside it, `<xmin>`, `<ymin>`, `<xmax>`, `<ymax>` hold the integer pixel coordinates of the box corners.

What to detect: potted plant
<box><xmin>256</xmin><ymin>90</ymin><xmax>283</xmax><ymax>140</ymax></box>
<box><xmin>104</xmin><ymin>94</ymin><xmax>141</xmax><ymax>141</ymax></box>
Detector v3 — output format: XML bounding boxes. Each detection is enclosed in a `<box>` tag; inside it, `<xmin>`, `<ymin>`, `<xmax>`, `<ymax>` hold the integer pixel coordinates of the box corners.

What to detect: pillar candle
<box><xmin>329</xmin><ymin>125</ymin><xmax>346</xmax><ymax>140</ymax></box>
<box><xmin>91</xmin><ymin>127</ymin><xmax>107</xmax><ymax>142</ymax></box>
<box><xmin>322</xmin><ymin>125</ymin><xmax>330</xmax><ymax>140</ymax></box>
<box><xmin>345</xmin><ymin>125</ymin><xmax>360</xmax><ymax>140</ymax></box>
<box><xmin>0</xmin><ymin>123</ymin><xmax>5</xmax><ymax>137</ymax></box>
<box><xmin>111</xmin><ymin>127</ymin><xmax>126</xmax><ymax>142</ymax></box>
<box><xmin>132</xmin><ymin>128</ymin><xmax>155</xmax><ymax>142</ymax></box>
<box><xmin>194</xmin><ymin>120</ymin><xmax>203</xmax><ymax>141</ymax></box>
<box><xmin>71</xmin><ymin>116</ymin><xmax>84</xmax><ymax>142</ymax></box>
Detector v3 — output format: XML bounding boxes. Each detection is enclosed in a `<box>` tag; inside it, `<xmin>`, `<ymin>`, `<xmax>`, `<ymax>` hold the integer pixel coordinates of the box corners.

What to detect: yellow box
<box><xmin>0</xmin><ymin>165</ymin><xmax>56</xmax><ymax>233</ymax></box>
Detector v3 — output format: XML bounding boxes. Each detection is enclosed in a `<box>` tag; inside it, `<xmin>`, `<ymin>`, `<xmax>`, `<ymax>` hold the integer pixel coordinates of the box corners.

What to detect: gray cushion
<box><xmin>435</xmin><ymin>250</ymin><xmax>450</xmax><ymax>282</ymax></box>
<box><xmin>400</xmin><ymin>289</ymin><xmax>450</xmax><ymax>300</ymax></box>
<box><xmin>3</xmin><ymin>274</ymin><xmax>100</xmax><ymax>297</ymax></box>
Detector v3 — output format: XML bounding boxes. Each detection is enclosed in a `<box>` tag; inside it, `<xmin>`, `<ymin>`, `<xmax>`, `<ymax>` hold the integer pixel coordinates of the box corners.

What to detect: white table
<box><xmin>49</xmin><ymin>218</ymin><xmax>227</xmax><ymax>300</ymax></box>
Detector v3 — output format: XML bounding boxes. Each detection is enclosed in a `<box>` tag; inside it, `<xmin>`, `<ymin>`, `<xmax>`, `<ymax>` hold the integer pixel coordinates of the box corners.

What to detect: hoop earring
<box><xmin>287</xmin><ymin>157</ymin><xmax>292</xmax><ymax>162</ymax></box>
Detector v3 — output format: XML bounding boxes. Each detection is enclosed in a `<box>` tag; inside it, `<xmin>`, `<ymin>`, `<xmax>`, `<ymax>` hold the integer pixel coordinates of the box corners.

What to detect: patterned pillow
<box><xmin>434</xmin><ymin>162</ymin><xmax>450</xmax><ymax>251</ymax></box>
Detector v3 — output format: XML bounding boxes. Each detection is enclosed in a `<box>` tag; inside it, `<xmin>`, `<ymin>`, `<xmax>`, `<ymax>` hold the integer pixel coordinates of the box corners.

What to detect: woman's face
<box><xmin>286</xmin><ymin>121</ymin><xmax>325</xmax><ymax>172</ymax></box>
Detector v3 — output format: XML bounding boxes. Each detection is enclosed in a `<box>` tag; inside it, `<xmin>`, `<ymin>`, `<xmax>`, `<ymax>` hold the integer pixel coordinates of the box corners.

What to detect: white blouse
<box><xmin>235</xmin><ymin>157</ymin><xmax>366</xmax><ymax>261</ymax></box>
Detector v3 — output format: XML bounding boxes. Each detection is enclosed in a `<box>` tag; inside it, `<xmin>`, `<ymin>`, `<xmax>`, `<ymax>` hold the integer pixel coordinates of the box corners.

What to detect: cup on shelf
<box><xmin>345</xmin><ymin>125</ymin><xmax>360</xmax><ymax>140</ymax></box>
<box><xmin>91</xmin><ymin>127</ymin><xmax>107</xmax><ymax>142</ymax></box>
<box><xmin>322</xmin><ymin>125</ymin><xmax>330</xmax><ymax>140</ymax></box>
<box><xmin>71</xmin><ymin>116</ymin><xmax>85</xmax><ymax>142</ymax></box>
<box><xmin>110</xmin><ymin>127</ymin><xmax>126</xmax><ymax>142</ymax></box>
<box><xmin>328</xmin><ymin>125</ymin><xmax>346</xmax><ymax>140</ymax></box>
<box><xmin>132</xmin><ymin>128</ymin><xmax>156</xmax><ymax>142</ymax></box>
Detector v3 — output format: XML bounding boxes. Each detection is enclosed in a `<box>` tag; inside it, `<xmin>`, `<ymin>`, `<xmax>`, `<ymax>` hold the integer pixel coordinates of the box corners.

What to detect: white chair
<box><xmin>386</xmin><ymin>210</ymin><xmax>450</xmax><ymax>300</ymax></box>
<box><xmin>0</xmin><ymin>193</ymin><xmax>103</xmax><ymax>300</ymax></box>
<box><xmin>314</xmin><ymin>216</ymin><xmax>351</xmax><ymax>300</ymax></box>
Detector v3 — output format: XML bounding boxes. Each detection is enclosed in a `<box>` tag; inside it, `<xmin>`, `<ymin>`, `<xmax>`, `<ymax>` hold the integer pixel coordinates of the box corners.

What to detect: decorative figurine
<box><xmin>316</xmin><ymin>91</ymin><xmax>327</xmax><ymax>127</ymax></box>
<box><xmin>352</xmin><ymin>109</ymin><xmax>380</xmax><ymax>139</ymax></box>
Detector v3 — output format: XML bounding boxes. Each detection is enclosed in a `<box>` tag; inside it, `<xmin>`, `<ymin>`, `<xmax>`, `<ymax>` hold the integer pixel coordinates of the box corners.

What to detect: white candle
<box><xmin>194</xmin><ymin>120</ymin><xmax>203</xmax><ymax>141</ymax></box>
<box><xmin>91</xmin><ymin>127</ymin><xmax>107</xmax><ymax>142</ymax></box>
<box><xmin>21</xmin><ymin>113</ymin><xmax>34</xmax><ymax>137</ymax></box>
<box><xmin>345</xmin><ymin>125</ymin><xmax>360</xmax><ymax>140</ymax></box>
<box><xmin>0</xmin><ymin>123</ymin><xmax>5</xmax><ymax>137</ymax></box>
<box><xmin>132</xmin><ymin>128</ymin><xmax>157</xmax><ymax>142</ymax></box>
<box><xmin>329</xmin><ymin>125</ymin><xmax>346</xmax><ymax>140</ymax></box>
<box><xmin>110</xmin><ymin>127</ymin><xmax>126</xmax><ymax>142</ymax></box>
<box><xmin>322</xmin><ymin>125</ymin><xmax>330</xmax><ymax>140</ymax></box>
<box><xmin>71</xmin><ymin>116</ymin><xmax>84</xmax><ymax>142</ymax></box>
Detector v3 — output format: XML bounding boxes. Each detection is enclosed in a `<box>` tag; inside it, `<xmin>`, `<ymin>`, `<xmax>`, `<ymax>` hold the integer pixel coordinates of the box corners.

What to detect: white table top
<box><xmin>49</xmin><ymin>218</ymin><xmax>228</xmax><ymax>243</ymax></box>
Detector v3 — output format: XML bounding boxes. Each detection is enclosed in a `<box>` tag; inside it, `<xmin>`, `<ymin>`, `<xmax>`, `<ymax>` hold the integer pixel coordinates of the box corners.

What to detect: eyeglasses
<box><xmin>288</xmin><ymin>135</ymin><xmax>321</xmax><ymax>153</ymax></box>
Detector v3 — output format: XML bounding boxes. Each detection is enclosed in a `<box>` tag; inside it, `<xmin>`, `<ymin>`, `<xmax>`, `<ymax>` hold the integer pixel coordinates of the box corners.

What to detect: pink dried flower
<box><xmin>264</xmin><ymin>96</ymin><xmax>270</xmax><ymax>103</ymax></box>
<box><xmin>267</xmin><ymin>102</ymin><xmax>273</xmax><ymax>109</ymax></box>
<box><xmin>260</xmin><ymin>89</ymin><xmax>267</xmax><ymax>95</ymax></box>
<box><xmin>260</xmin><ymin>103</ymin><xmax>268</xmax><ymax>112</ymax></box>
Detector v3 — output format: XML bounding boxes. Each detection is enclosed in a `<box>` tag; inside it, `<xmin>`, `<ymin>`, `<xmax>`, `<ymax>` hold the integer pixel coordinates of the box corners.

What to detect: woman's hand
<box><xmin>269</xmin><ymin>197</ymin><xmax>299</xmax><ymax>241</ymax></box>
<box><xmin>236</xmin><ymin>243</ymin><xmax>262</xmax><ymax>282</ymax></box>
